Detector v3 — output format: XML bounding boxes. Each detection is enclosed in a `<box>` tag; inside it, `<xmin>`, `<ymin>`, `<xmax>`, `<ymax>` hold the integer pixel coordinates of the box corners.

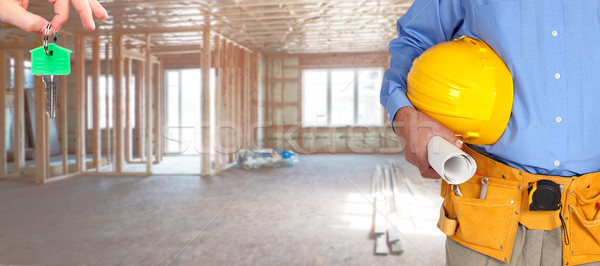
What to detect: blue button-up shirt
<box><xmin>381</xmin><ymin>0</ymin><xmax>600</xmax><ymax>176</ymax></box>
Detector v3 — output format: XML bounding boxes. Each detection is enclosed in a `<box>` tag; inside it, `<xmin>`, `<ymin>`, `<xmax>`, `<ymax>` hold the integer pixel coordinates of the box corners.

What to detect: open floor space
<box><xmin>0</xmin><ymin>154</ymin><xmax>445</xmax><ymax>265</ymax></box>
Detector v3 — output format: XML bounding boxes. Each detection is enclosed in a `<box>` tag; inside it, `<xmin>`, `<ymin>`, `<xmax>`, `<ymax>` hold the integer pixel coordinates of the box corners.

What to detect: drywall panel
<box><xmin>273</xmin><ymin>59</ymin><xmax>282</xmax><ymax>79</ymax></box>
<box><xmin>272</xmin><ymin>82</ymin><xmax>282</xmax><ymax>103</ymax></box>
<box><xmin>283</xmin><ymin>82</ymin><xmax>298</xmax><ymax>103</ymax></box>
<box><xmin>284</xmin><ymin>68</ymin><xmax>298</xmax><ymax>79</ymax></box>
<box><xmin>284</xmin><ymin>58</ymin><xmax>299</xmax><ymax>66</ymax></box>
<box><xmin>283</xmin><ymin>106</ymin><xmax>298</xmax><ymax>125</ymax></box>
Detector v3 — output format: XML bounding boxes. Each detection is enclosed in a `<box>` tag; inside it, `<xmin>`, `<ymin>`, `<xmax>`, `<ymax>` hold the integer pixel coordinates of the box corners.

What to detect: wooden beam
<box><xmin>233</xmin><ymin>46</ymin><xmax>241</xmax><ymax>154</ymax></box>
<box><xmin>220</xmin><ymin>39</ymin><xmax>228</xmax><ymax>166</ymax></box>
<box><xmin>227</xmin><ymin>42</ymin><xmax>235</xmax><ymax>163</ymax></box>
<box><xmin>60</xmin><ymin>34</ymin><xmax>68</xmax><ymax>175</ymax></box>
<box><xmin>145</xmin><ymin>34</ymin><xmax>153</xmax><ymax>174</ymax></box>
<box><xmin>124</xmin><ymin>57</ymin><xmax>132</xmax><ymax>163</ymax></box>
<box><xmin>122</xmin><ymin>48</ymin><xmax>146</xmax><ymax>61</ymax></box>
<box><xmin>34</xmin><ymin>57</ymin><xmax>47</xmax><ymax>183</ymax></box>
<box><xmin>104</xmin><ymin>42</ymin><xmax>112</xmax><ymax>165</ymax></box>
<box><xmin>213</xmin><ymin>35</ymin><xmax>221</xmax><ymax>172</ymax></box>
<box><xmin>135</xmin><ymin>59</ymin><xmax>144</xmax><ymax>161</ymax></box>
<box><xmin>201</xmin><ymin>14</ymin><xmax>211</xmax><ymax>176</ymax></box>
<box><xmin>159</xmin><ymin>63</ymin><xmax>165</xmax><ymax>163</ymax></box>
<box><xmin>150</xmin><ymin>45</ymin><xmax>202</xmax><ymax>54</ymax></box>
<box><xmin>75</xmin><ymin>36</ymin><xmax>86</xmax><ymax>172</ymax></box>
<box><xmin>113</xmin><ymin>34</ymin><xmax>125</xmax><ymax>172</ymax></box>
<box><xmin>0</xmin><ymin>42</ymin><xmax>36</xmax><ymax>51</ymax></box>
<box><xmin>240</xmin><ymin>49</ymin><xmax>248</xmax><ymax>150</ymax></box>
<box><xmin>92</xmin><ymin>36</ymin><xmax>101</xmax><ymax>171</ymax></box>
<box><xmin>250</xmin><ymin>52</ymin><xmax>259</xmax><ymax>150</ymax></box>
<box><xmin>14</xmin><ymin>50</ymin><xmax>25</xmax><ymax>173</ymax></box>
<box><xmin>0</xmin><ymin>51</ymin><xmax>5</xmax><ymax>176</ymax></box>
<box><xmin>153</xmin><ymin>62</ymin><xmax>160</xmax><ymax>164</ymax></box>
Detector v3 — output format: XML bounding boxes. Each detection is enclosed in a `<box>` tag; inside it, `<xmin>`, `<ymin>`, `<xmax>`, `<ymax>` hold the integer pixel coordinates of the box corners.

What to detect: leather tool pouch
<box><xmin>439</xmin><ymin>176</ymin><xmax>521</xmax><ymax>262</ymax></box>
<box><xmin>566</xmin><ymin>174</ymin><xmax>600</xmax><ymax>265</ymax></box>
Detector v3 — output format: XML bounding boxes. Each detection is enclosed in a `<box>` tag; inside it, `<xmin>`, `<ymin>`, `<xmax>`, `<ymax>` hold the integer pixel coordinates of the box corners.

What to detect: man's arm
<box><xmin>381</xmin><ymin>0</ymin><xmax>465</xmax><ymax>179</ymax></box>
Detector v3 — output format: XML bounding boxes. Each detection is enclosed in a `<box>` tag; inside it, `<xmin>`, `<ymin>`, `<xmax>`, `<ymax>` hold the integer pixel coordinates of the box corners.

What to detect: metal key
<box><xmin>480</xmin><ymin>177</ymin><xmax>490</xmax><ymax>199</ymax></box>
<box><xmin>30</xmin><ymin>23</ymin><xmax>71</xmax><ymax>119</ymax></box>
<box><xmin>42</xmin><ymin>75</ymin><xmax>58</xmax><ymax>118</ymax></box>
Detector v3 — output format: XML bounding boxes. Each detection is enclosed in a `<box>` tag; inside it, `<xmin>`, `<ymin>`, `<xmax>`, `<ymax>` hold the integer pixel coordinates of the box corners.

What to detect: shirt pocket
<box><xmin>471</xmin><ymin>0</ymin><xmax>522</xmax><ymax>61</ymax></box>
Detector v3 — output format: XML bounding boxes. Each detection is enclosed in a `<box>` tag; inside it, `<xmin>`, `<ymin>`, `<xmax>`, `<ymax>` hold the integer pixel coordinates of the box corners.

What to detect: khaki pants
<box><xmin>446</xmin><ymin>224</ymin><xmax>600</xmax><ymax>266</ymax></box>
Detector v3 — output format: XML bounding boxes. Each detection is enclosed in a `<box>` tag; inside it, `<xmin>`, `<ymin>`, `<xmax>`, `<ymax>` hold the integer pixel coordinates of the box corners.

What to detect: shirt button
<box><xmin>554</xmin><ymin>160</ymin><xmax>560</xmax><ymax>167</ymax></box>
<box><xmin>556</xmin><ymin>117</ymin><xmax>562</xmax><ymax>123</ymax></box>
<box><xmin>555</xmin><ymin>73</ymin><xmax>561</xmax><ymax>79</ymax></box>
<box><xmin>552</xmin><ymin>30</ymin><xmax>558</xmax><ymax>37</ymax></box>
<box><xmin>387</xmin><ymin>113</ymin><xmax>390</xmax><ymax>118</ymax></box>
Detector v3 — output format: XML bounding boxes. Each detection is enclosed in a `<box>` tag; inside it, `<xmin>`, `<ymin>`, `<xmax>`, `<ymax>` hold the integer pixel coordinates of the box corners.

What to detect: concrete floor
<box><xmin>0</xmin><ymin>154</ymin><xmax>445</xmax><ymax>266</ymax></box>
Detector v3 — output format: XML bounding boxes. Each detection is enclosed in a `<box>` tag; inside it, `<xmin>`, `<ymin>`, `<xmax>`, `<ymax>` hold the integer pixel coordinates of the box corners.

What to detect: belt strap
<box><xmin>437</xmin><ymin>206</ymin><xmax>458</xmax><ymax>236</ymax></box>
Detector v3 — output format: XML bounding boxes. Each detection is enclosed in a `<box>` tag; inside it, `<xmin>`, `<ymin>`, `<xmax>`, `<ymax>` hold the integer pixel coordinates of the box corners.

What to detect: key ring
<box><xmin>43</xmin><ymin>23</ymin><xmax>58</xmax><ymax>56</ymax></box>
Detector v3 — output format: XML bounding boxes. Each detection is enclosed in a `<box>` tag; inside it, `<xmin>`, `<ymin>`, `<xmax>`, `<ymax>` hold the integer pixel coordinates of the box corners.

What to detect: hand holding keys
<box><xmin>29</xmin><ymin>23</ymin><xmax>72</xmax><ymax>119</ymax></box>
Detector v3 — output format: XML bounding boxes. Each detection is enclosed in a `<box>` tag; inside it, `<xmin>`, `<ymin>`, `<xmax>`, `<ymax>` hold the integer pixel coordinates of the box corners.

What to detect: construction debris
<box><xmin>371</xmin><ymin>163</ymin><xmax>405</xmax><ymax>256</ymax></box>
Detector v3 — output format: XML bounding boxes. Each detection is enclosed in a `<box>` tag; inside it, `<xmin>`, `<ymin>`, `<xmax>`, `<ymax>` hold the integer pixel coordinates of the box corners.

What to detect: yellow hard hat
<box><xmin>406</xmin><ymin>36</ymin><xmax>513</xmax><ymax>145</ymax></box>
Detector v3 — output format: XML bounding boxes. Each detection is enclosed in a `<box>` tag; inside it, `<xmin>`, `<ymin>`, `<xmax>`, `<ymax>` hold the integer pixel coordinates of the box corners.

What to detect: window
<box><xmin>302</xmin><ymin>68</ymin><xmax>383</xmax><ymax>127</ymax></box>
<box><xmin>165</xmin><ymin>69</ymin><xmax>215</xmax><ymax>154</ymax></box>
<box><xmin>9</xmin><ymin>59</ymin><xmax>34</xmax><ymax>89</ymax></box>
<box><xmin>86</xmin><ymin>75</ymin><xmax>116</xmax><ymax>129</ymax></box>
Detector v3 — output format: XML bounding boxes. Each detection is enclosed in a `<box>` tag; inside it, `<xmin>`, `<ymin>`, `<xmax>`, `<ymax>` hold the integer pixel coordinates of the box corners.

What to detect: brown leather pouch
<box><xmin>566</xmin><ymin>174</ymin><xmax>600</xmax><ymax>265</ymax></box>
<box><xmin>439</xmin><ymin>176</ymin><xmax>521</xmax><ymax>262</ymax></box>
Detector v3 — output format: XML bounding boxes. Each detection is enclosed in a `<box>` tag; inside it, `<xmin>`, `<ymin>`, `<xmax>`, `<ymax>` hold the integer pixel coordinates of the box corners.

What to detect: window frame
<box><xmin>301</xmin><ymin>67</ymin><xmax>384</xmax><ymax>128</ymax></box>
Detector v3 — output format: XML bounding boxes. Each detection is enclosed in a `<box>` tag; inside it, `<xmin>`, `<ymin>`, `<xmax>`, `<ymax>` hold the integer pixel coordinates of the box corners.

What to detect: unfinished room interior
<box><xmin>0</xmin><ymin>0</ymin><xmax>447</xmax><ymax>265</ymax></box>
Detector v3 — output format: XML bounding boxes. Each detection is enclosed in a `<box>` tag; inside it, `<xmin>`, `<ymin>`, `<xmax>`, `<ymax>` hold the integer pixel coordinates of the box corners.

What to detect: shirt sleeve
<box><xmin>381</xmin><ymin>0</ymin><xmax>466</xmax><ymax>127</ymax></box>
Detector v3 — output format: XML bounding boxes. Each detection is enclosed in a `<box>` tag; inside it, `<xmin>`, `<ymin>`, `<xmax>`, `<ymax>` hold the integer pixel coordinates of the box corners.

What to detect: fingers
<box><xmin>88</xmin><ymin>0</ymin><xmax>107</xmax><ymax>19</ymax></box>
<box><xmin>0</xmin><ymin>2</ymin><xmax>50</xmax><ymax>34</ymax></box>
<box><xmin>20</xmin><ymin>0</ymin><xmax>29</xmax><ymax>9</ymax></box>
<box><xmin>420</xmin><ymin>167</ymin><xmax>442</xmax><ymax>180</ymax></box>
<box><xmin>71</xmin><ymin>0</ymin><xmax>108</xmax><ymax>31</ymax></box>
<box><xmin>439</xmin><ymin>127</ymin><xmax>462</xmax><ymax>149</ymax></box>
<box><xmin>71</xmin><ymin>0</ymin><xmax>94</xmax><ymax>30</ymax></box>
<box><xmin>49</xmin><ymin>0</ymin><xmax>69</xmax><ymax>34</ymax></box>
<box><xmin>48</xmin><ymin>0</ymin><xmax>107</xmax><ymax>33</ymax></box>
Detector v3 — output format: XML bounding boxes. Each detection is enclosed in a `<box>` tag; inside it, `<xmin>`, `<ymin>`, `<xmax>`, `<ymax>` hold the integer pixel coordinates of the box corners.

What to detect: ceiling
<box><xmin>0</xmin><ymin>0</ymin><xmax>413</xmax><ymax>54</ymax></box>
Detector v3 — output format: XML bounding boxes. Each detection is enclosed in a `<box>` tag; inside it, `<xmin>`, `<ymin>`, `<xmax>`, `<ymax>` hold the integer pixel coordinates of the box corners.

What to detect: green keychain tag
<box><xmin>29</xmin><ymin>43</ymin><xmax>72</xmax><ymax>76</ymax></box>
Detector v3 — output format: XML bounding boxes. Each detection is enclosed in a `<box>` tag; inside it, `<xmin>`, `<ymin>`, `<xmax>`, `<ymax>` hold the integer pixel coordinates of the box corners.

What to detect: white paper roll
<box><xmin>427</xmin><ymin>136</ymin><xmax>477</xmax><ymax>184</ymax></box>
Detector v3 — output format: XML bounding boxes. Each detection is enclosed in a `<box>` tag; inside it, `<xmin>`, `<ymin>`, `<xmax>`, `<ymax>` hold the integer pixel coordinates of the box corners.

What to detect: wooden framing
<box><xmin>14</xmin><ymin>50</ymin><xmax>25</xmax><ymax>172</ymax></box>
<box><xmin>144</xmin><ymin>34</ymin><xmax>153</xmax><ymax>174</ymax></box>
<box><xmin>0</xmin><ymin>0</ymin><xmax>404</xmax><ymax>182</ymax></box>
<box><xmin>153</xmin><ymin>61</ymin><xmax>160</xmax><ymax>164</ymax></box>
<box><xmin>104</xmin><ymin>42</ymin><xmax>112</xmax><ymax>165</ymax></box>
<box><xmin>92</xmin><ymin>36</ymin><xmax>101</xmax><ymax>171</ymax></box>
<box><xmin>220</xmin><ymin>39</ymin><xmax>228</xmax><ymax>166</ymax></box>
<box><xmin>124</xmin><ymin>57</ymin><xmax>132</xmax><ymax>163</ymax></box>
<box><xmin>135</xmin><ymin>59</ymin><xmax>144</xmax><ymax>162</ymax></box>
<box><xmin>33</xmin><ymin>57</ymin><xmax>48</xmax><ymax>183</ymax></box>
<box><xmin>228</xmin><ymin>42</ymin><xmax>235</xmax><ymax>163</ymax></box>
<box><xmin>250</xmin><ymin>52</ymin><xmax>259</xmax><ymax>150</ymax></box>
<box><xmin>200</xmin><ymin>14</ymin><xmax>211</xmax><ymax>176</ymax></box>
<box><xmin>0</xmin><ymin>51</ymin><xmax>5</xmax><ymax>177</ymax></box>
<box><xmin>240</xmin><ymin>48</ymin><xmax>247</xmax><ymax>150</ymax></box>
<box><xmin>213</xmin><ymin>34</ymin><xmax>222</xmax><ymax>172</ymax></box>
<box><xmin>159</xmin><ymin>63</ymin><xmax>165</xmax><ymax>163</ymax></box>
<box><xmin>113</xmin><ymin>34</ymin><xmax>125</xmax><ymax>172</ymax></box>
<box><xmin>15</xmin><ymin>0</ymin><xmax>405</xmax><ymax>55</ymax></box>
<box><xmin>75</xmin><ymin>36</ymin><xmax>86</xmax><ymax>172</ymax></box>
<box><xmin>60</xmin><ymin>35</ymin><xmax>69</xmax><ymax>175</ymax></box>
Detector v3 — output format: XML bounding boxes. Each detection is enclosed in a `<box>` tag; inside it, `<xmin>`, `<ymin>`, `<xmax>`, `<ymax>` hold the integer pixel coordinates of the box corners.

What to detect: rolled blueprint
<box><xmin>427</xmin><ymin>136</ymin><xmax>477</xmax><ymax>184</ymax></box>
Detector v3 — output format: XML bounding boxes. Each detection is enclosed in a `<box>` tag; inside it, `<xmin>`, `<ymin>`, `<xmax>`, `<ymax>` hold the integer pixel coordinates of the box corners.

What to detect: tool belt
<box><xmin>437</xmin><ymin>145</ymin><xmax>600</xmax><ymax>265</ymax></box>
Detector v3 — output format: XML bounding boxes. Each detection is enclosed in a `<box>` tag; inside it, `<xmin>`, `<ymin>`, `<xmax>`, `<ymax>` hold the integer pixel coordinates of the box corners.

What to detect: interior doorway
<box><xmin>161</xmin><ymin>68</ymin><xmax>215</xmax><ymax>174</ymax></box>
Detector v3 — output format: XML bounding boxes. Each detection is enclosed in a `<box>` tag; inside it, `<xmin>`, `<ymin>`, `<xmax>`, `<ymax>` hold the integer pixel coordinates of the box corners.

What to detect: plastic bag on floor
<box><xmin>237</xmin><ymin>149</ymin><xmax>299</xmax><ymax>169</ymax></box>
